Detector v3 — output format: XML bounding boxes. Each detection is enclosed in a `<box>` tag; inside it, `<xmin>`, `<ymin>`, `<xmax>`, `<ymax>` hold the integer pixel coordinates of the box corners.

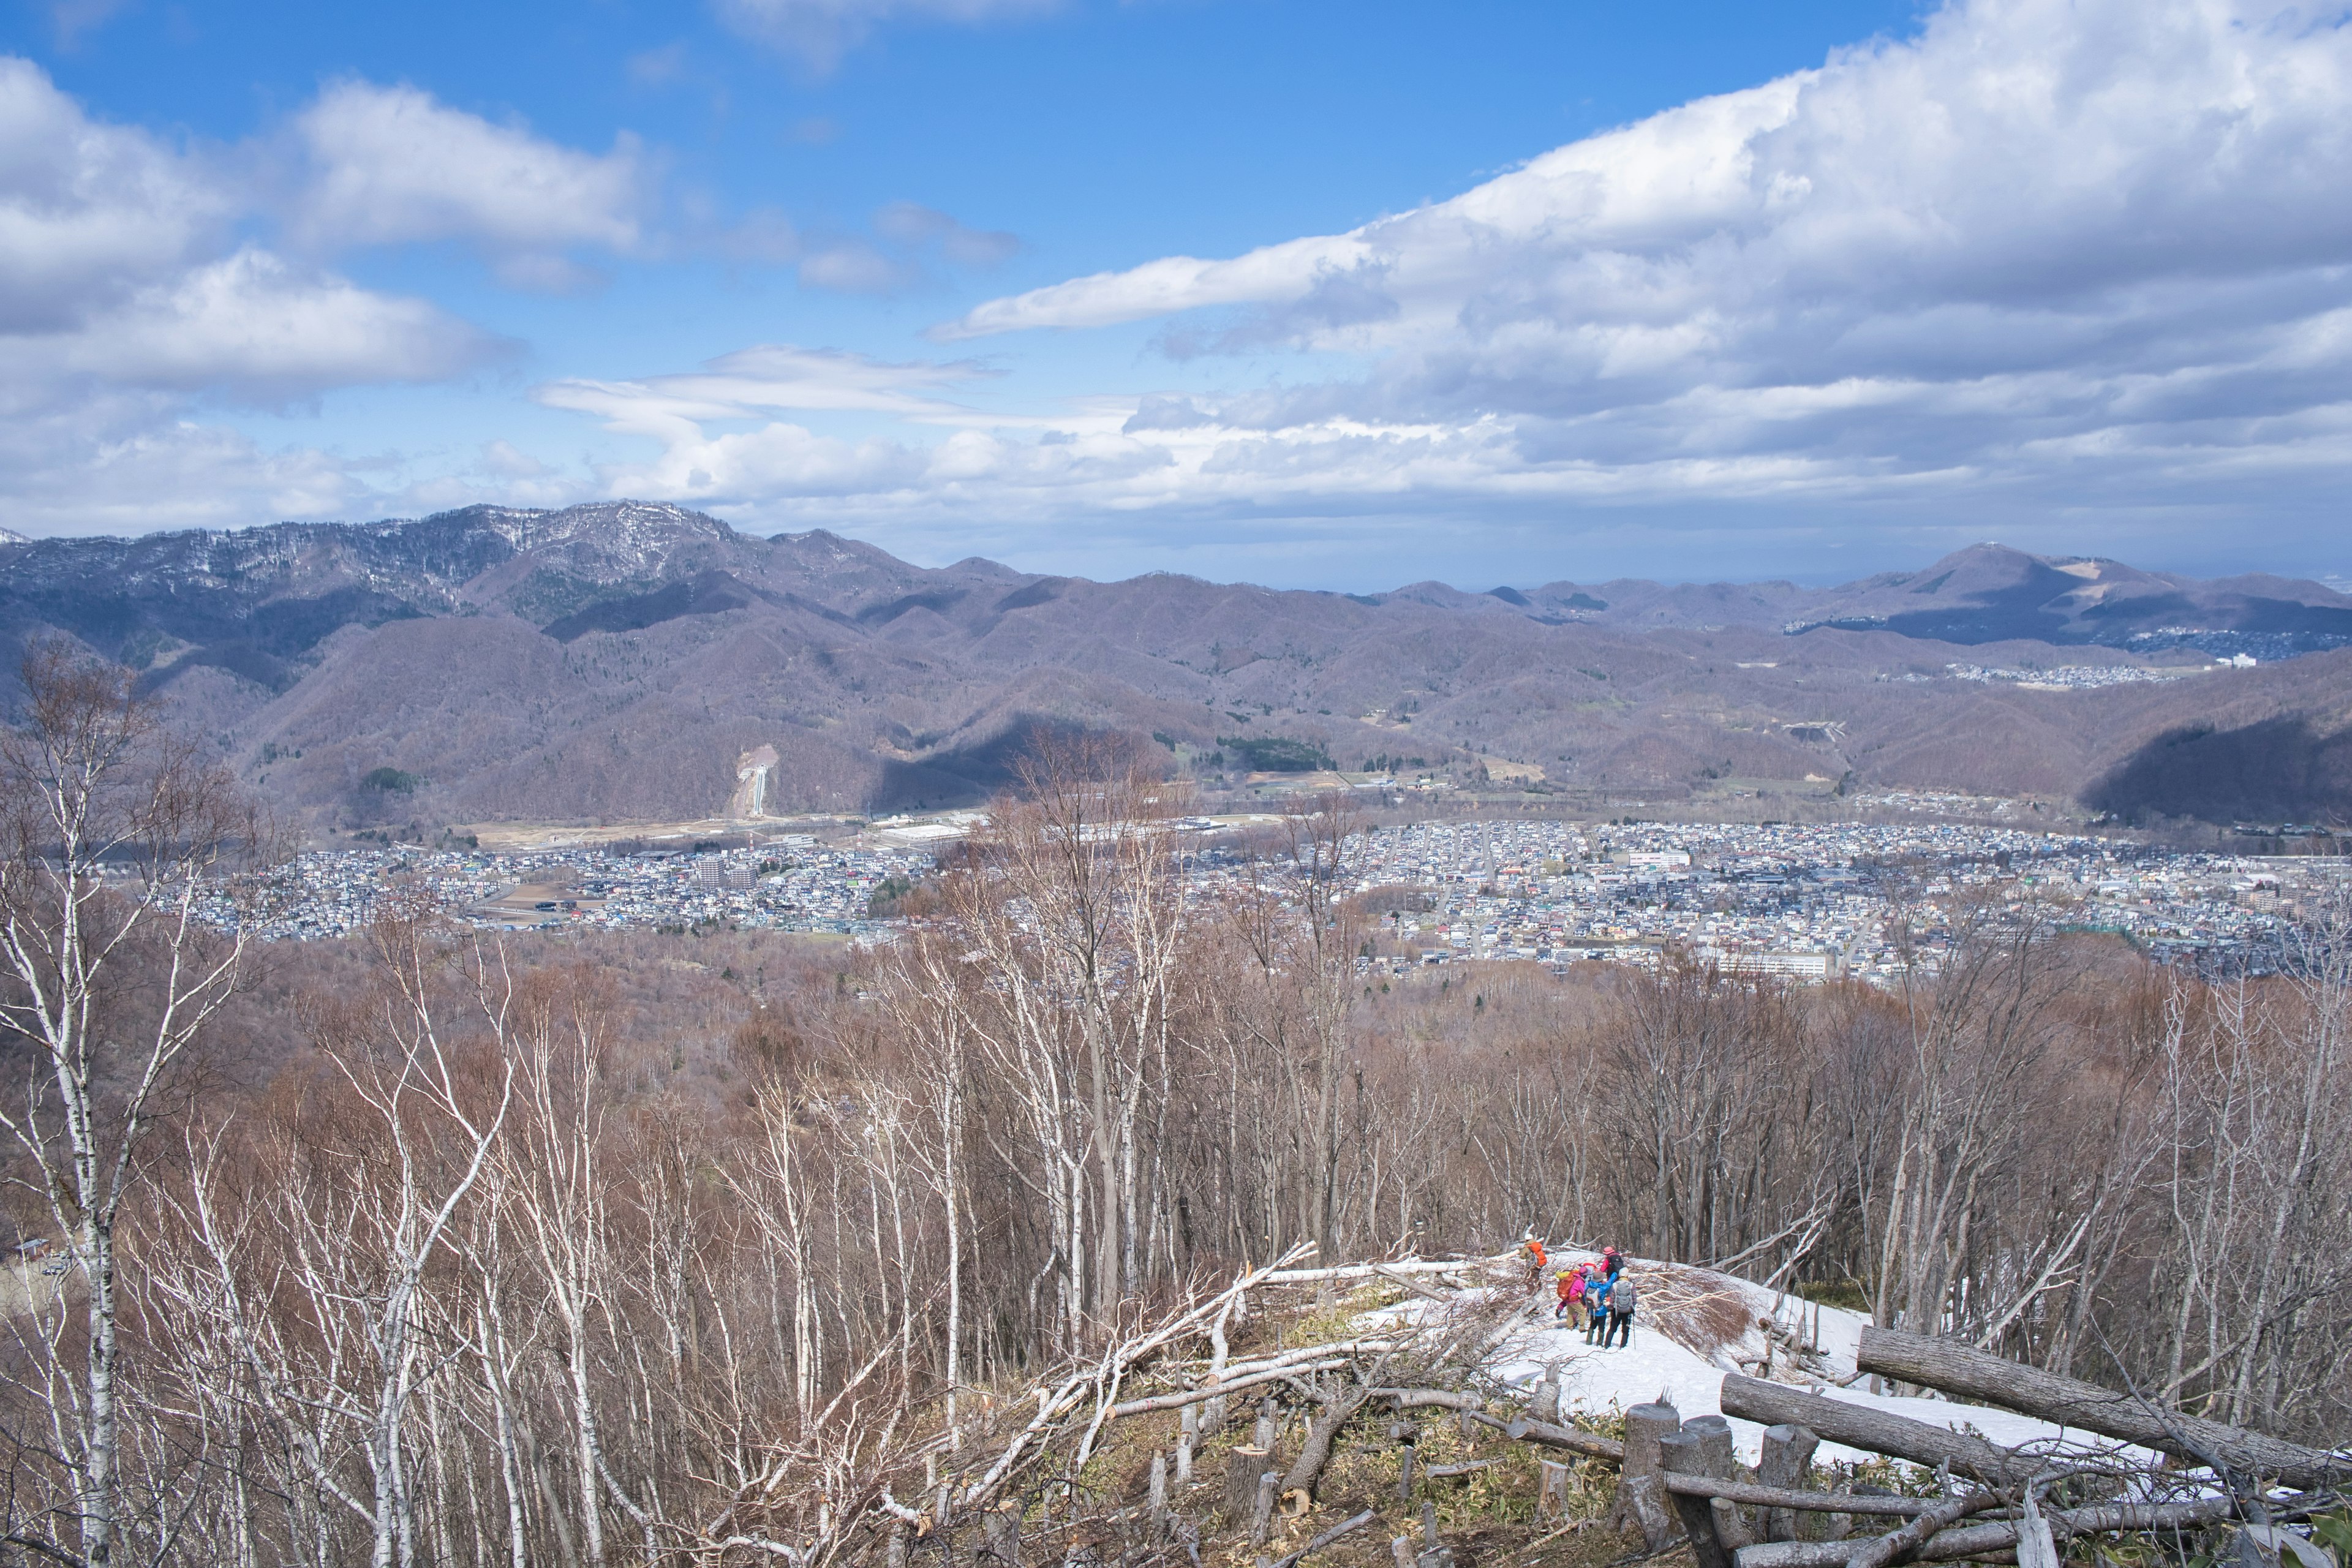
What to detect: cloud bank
<box><xmin>842</xmin><ymin>0</ymin><xmax>2352</xmax><ymax>564</ymax></box>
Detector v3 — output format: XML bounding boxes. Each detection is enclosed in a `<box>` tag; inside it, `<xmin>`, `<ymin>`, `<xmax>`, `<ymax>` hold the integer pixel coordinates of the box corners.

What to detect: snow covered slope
<box><xmin>1395</xmin><ymin>1249</ymin><xmax>2152</xmax><ymax>1471</ymax></box>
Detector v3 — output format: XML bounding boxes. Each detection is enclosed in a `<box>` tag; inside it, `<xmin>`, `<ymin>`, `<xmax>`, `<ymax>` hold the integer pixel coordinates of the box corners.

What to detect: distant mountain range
<box><xmin>3</xmin><ymin>503</ymin><xmax>2348</xmax><ymax>831</ymax></box>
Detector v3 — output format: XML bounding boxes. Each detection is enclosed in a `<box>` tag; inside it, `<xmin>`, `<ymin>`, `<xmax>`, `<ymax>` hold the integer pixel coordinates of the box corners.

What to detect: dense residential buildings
<box><xmin>225</xmin><ymin>811</ymin><xmax>2337</xmax><ymax>980</ymax></box>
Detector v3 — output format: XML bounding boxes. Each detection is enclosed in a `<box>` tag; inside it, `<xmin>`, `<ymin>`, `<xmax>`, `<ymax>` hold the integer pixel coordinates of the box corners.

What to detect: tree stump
<box><xmin>1255</xmin><ymin>1395</ymin><xmax>1280</xmax><ymax>1454</ymax></box>
<box><xmin>1659</xmin><ymin>1431</ymin><xmax>1733</xmax><ymax>1568</ymax></box>
<box><xmin>1226</xmin><ymin>1447</ymin><xmax>1272</xmax><ymax>1528</ymax></box>
<box><xmin>1607</xmin><ymin>1400</ymin><xmax>1681</xmax><ymax>1550</ymax></box>
<box><xmin>1539</xmin><ymin>1459</ymin><xmax>1574</xmax><ymax>1520</ymax></box>
<box><xmin>1682</xmin><ymin>1415</ymin><xmax>1747</xmax><ymax>1548</ymax></box>
<box><xmin>1178</xmin><ymin>1405</ymin><xmax>1197</xmax><ymax>1485</ymax></box>
<box><xmin>1150</xmin><ymin>1452</ymin><xmax>1169</xmax><ymax>1540</ymax></box>
<box><xmin>1758</xmin><ymin>1424</ymin><xmax>1820</xmax><ymax>1542</ymax></box>
<box><xmin>1683</xmin><ymin>1414</ymin><xmax>1736</xmax><ymax>1476</ymax></box>
<box><xmin>1533</xmin><ymin>1362</ymin><xmax>1562</xmax><ymax>1426</ymax></box>
<box><xmin>982</xmin><ymin>1501</ymin><xmax>1020</xmax><ymax>1568</ymax></box>
<box><xmin>1417</xmin><ymin>1501</ymin><xmax>1452</xmax><ymax>1568</ymax></box>
<box><xmin>1251</xmin><ymin>1470</ymin><xmax>1279</xmax><ymax>1547</ymax></box>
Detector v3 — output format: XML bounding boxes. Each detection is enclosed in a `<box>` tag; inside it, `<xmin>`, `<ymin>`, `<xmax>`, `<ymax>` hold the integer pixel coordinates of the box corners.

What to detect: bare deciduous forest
<box><xmin>1</xmin><ymin>660</ymin><xmax>2347</xmax><ymax>1567</ymax></box>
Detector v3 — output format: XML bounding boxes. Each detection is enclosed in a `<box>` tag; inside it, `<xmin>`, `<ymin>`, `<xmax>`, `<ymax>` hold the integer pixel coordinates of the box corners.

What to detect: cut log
<box><xmin>1733</xmin><ymin>1498</ymin><xmax>2235</xmax><ymax>1568</ymax></box>
<box><xmin>1855</xmin><ymin>1328</ymin><xmax>2346</xmax><ymax>1490</ymax></box>
<box><xmin>1263</xmin><ymin>1261</ymin><xmax>1477</xmax><ymax>1283</ymax></box>
<box><xmin>1841</xmin><ymin>1490</ymin><xmax>2003</xmax><ymax>1568</ymax></box>
<box><xmin>1758</xmin><ymin>1425</ymin><xmax>1820</xmax><ymax>1542</ymax></box>
<box><xmin>1374</xmin><ymin>1389</ymin><xmax>1486</xmax><ymax>1413</ymax></box>
<box><xmin>1373</xmin><ymin>1265</ymin><xmax>1460</xmax><ymax>1305</ymax></box>
<box><xmin>1662</xmin><ymin>1476</ymin><xmax>1942</xmax><ymax>1517</ymax></box>
<box><xmin>1114</xmin><ymin>1360</ymin><xmax>1348</xmax><ymax>1417</ymax></box>
<box><xmin>1423</xmin><ymin>1460</ymin><xmax>1498</xmax><ymax>1480</ymax></box>
<box><xmin>1226</xmin><ymin>1447</ymin><xmax>1272</xmax><ymax>1526</ymax></box>
<box><xmin>1660</xmin><ymin>1429</ymin><xmax>1736</xmax><ymax>1568</ymax></box>
<box><xmin>1505</xmin><ymin>1414</ymin><xmax>1626</xmax><ymax>1463</ymax></box>
<box><xmin>1720</xmin><ymin>1376</ymin><xmax>2038</xmax><ymax>1486</ymax></box>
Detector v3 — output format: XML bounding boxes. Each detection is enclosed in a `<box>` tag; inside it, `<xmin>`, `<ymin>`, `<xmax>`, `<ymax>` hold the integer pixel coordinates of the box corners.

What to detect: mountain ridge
<box><xmin>5</xmin><ymin>504</ymin><xmax>2348</xmax><ymax>830</ymax></box>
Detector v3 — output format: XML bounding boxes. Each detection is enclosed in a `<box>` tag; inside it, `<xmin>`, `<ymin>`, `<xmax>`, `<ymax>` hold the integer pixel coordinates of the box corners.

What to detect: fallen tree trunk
<box><xmin>1856</xmin><ymin>1329</ymin><xmax>2347</xmax><ymax>1490</ymax></box>
<box><xmin>1110</xmin><ymin>1359</ymin><xmax>1350</xmax><ymax>1417</ymax></box>
<box><xmin>1504</xmin><ymin>1414</ymin><xmax>1627</xmax><ymax>1464</ymax></box>
<box><xmin>1374</xmin><ymin>1389</ymin><xmax>1484</xmax><ymax>1413</ymax></box>
<box><xmin>1423</xmin><ymin>1460</ymin><xmax>1497</xmax><ymax>1480</ymax></box>
<box><xmin>1271</xmin><ymin>1508</ymin><xmax>1377</xmax><ymax>1568</ymax></box>
<box><xmin>1841</xmin><ymin>1490</ymin><xmax>2004</xmax><ymax>1568</ymax></box>
<box><xmin>1720</xmin><ymin>1376</ymin><xmax>2040</xmax><ymax>1486</ymax></box>
<box><xmin>1734</xmin><ymin>1498</ymin><xmax>2236</xmax><ymax>1568</ymax></box>
<box><xmin>1262</xmin><ymin>1262</ymin><xmax>1483</xmax><ymax>1284</ymax></box>
<box><xmin>1373</xmin><ymin>1265</ymin><xmax>1460</xmax><ymax>1305</ymax></box>
<box><xmin>1661</xmin><ymin>1476</ymin><xmax>1943</xmax><ymax>1518</ymax></box>
<box><xmin>1284</xmin><ymin>1385</ymin><xmax>1370</xmax><ymax>1501</ymax></box>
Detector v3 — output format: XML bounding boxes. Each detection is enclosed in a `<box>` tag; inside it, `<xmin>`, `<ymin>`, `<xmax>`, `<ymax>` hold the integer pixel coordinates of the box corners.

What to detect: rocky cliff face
<box><xmin>4</xmin><ymin>505</ymin><xmax>2346</xmax><ymax>830</ymax></box>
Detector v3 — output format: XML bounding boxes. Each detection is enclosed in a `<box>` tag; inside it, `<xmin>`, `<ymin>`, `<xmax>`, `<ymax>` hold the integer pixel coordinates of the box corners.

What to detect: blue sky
<box><xmin>6</xmin><ymin>0</ymin><xmax>2352</xmax><ymax>589</ymax></box>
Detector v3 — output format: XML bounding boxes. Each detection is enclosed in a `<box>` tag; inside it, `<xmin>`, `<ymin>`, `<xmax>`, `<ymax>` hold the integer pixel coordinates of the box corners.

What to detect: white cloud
<box><xmin>524</xmin><ymin>0</ymin><xmax>2352</xmax><ymax>579</ymax></box>
<box><xmin>51</xmin><ymin>248</ymin><xmax>491</xmax><ymax>395</ymax></box>
<box><xmin>291</xmin><ymin>81</ymin><xmax>649</xmax><ymax>279</ymax></box>
<box><xmin>0</xmin><ymin>60</ymin><xmax>505</xmax><ymax>534</ymax></box>
<box><xmin>713</xmin><ymin>0</ymin><xmax>1059</xmax><ymax>73</ymax></box>
<box><xmin>0</xmin><ymin>56</ymin><xmax>229</xmax><ymax>333</ymax></box>
<box><xmin>0</xmin><ymin>59</ymin><xmax>495</xmax><ymax>407</ymax></box>
<box><xmin>535</xmin><ymin>342</ymin><xmax>995</xmax><ymax>431</ymax></box>
<box><xmin>900</xmin><ymin>0</ymin><xmax>2352</xmax><ymax>559</ymax></box>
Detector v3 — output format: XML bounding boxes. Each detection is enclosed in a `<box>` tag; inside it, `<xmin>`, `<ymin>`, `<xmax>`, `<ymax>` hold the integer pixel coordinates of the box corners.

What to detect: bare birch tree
<box><xmin>0</xmin><ymin>644</ymin><xmax>258</xmax><ymax>1566</ymax></box>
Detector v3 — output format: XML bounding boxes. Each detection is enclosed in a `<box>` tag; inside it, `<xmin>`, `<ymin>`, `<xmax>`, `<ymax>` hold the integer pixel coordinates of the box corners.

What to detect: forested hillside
<box><xmin>0</xmin><ymin>677</ymin><xmax>2343</xmax><ymax>1566</ymax></box>
<box><xmin>6</xmin><ymin>505</ymin><xmax>2352</xmax><ymax>827</ymax></box>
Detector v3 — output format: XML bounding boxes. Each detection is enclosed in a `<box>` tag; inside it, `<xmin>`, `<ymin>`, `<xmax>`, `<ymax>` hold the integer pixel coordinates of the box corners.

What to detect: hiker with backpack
<box><xmin>1563</xmin><ymin>1264</ymin><xmax>1589</xmax><ymax>1330</ymax></box>
<box><xmin>1604</xmin><ymin>1268</ymin><xmax>1638</xmax><ymax>1348</ymax></box>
